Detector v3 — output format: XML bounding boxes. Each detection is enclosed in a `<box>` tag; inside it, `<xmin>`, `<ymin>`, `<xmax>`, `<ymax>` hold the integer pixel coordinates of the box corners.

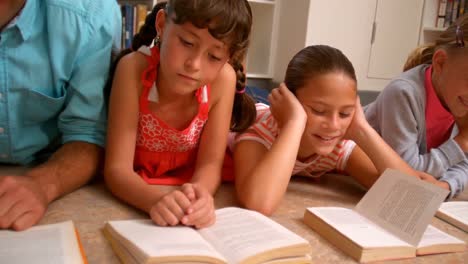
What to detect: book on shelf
<box><xmin>452</xmin><ymin>0</ymin><xmax>461</xmax><ymax>24</ymax></box>
<box><xmin>104</xmin><ymin>207</ymin><xmax>312</xmax><ymax>264</ymax></box>
<box><xmin>136</xmin><ymin>4</ymin><xmax>148</xmax><ymax>32</ymax></box>
<box><xmin>119</xmin><ymin>2</ymin><xmax>149</xmax><ymax>49</ymax></box>
<box><xmin>303</xmin><ymin>169</ymin><xmax>465</xmax><ymax>263</ymax></box>
<box><xmin>436</xmin><ymin>201</ymin><xmax>468</xmax><ymax>232</ymax></box>
<box><xmin>460</xmin><ymin>0</ymin><xmax>467</xmax><ymax>16</ymax></box>
<box><xmin>445</xmin><ymin>0</ymin><xmax>454</xmax><ymax>27</ymax></box>
<box><xmin>436</xmin><ymin>0</ymin><xmax>448</xmax><ymax>28</ymax></box>
<box><xmin>0</xmin><ymin>220</ymin><xmax>87</xmax><ymax>264</ymax></box>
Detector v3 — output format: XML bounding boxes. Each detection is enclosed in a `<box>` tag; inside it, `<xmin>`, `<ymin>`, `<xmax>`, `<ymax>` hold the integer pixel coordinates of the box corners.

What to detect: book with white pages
<box><xmin>436</xmin><ymin>201</ymin><xmax>468</xmax><ymax>232</ymax></box>
<box><xmin>0</xmin><ymin>220</ymin><xmax>87</xmax><ymax>264</ymax></box>
<box><xmin>303</xmin><ymin>169</ymin><xmax>465</xmax><ymax>263</ymax></box>
<box><xmin>104</xmin><ymin>207</ymin><xmax>311</xmax><ymax>264</ymax></box>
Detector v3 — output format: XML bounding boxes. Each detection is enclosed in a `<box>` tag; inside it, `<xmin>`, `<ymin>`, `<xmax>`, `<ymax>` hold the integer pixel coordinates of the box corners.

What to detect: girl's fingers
<box><xmin>183</xmin><ymin>198</ymin><xmax>213</xmax><ymax>226</ymax></box>
<box><xmin>172</xmin><ymin>191</ymin><xmax>192</xmax><ymax>215</ymax></box>
<box><xmin>158</xmin><ymin>205</ymin><xmax>179</xmax><ymax>226</ymax></box>
<box><xmin>181</xmin><ymin>184</ymin><xmax>196</xmax><ymax>202</ymax></box>
<box><xmin>194</xmin><ymin>212</ymin><xmax>216</xmax><ymax>229</ymax></box>
<box><xmin>150</xmin><ymin>209</ymin><xmax>168</xmax><ymax>226</ymax></box>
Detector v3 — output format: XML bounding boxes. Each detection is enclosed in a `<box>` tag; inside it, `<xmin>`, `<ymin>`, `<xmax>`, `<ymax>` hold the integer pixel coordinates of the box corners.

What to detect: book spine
<box><xmin>137</xmin><ymin>4</ymin><xmax>148</xmax><ymax>33</ymax></box>
<box><xmin>437</xmin><ymin>0</ymin><xmax>448</xmax><ymax>28</ymax></box>
<box><xmin>452</xmin><ymin>0</ymin><xmax>460</xmax><ymax>23</ymax></box>
<box><xmin>124</xmin><ymin>4</ymin><xmax>134</xmax><ymax>49</ymax></box>
<box><xmin>133</xmin><ymin>6</ymin><xmax>137</xmax><ymax>37</ymax></box>
<box><xmin>445</xmin><ymin>0</ymin><xmax>454</xmax><ymax>27</ymax></box>
<box><xmin>459</xmin><ymin>0</ymin><xmax>466</xmax><ymax>16</ymax></box>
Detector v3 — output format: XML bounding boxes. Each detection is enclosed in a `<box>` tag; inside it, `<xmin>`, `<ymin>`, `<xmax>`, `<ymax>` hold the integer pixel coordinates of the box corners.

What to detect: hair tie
<box><xmin>236</xmin><ymin>87</ymin><xmax>246</xmax><ymax>94</ymax></box>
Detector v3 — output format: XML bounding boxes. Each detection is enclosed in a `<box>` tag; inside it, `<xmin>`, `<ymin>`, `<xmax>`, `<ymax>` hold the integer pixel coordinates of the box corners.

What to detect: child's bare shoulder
<box><xmin>117</xmin><ymin>51</ymin><xmax>150</xmax><ymax>76</ymax></box>
<box><xmin>210</xmin><ymin>63</ymin><xmax>236</xmax><ymax>101</ymax></box>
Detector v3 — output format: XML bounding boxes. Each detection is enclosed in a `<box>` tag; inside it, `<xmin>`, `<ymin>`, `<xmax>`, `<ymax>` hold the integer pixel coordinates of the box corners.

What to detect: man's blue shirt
<box><xmin>0</xmin><ymin>0</ymin><xmax>121</xmax><ymax>164</ymax></box>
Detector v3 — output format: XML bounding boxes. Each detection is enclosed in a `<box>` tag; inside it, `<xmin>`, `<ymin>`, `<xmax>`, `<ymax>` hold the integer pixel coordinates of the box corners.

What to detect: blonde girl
<box><xmin>365</xmin><ymin>15</ymin><xmax>468</xmax><ymax>199</ymax></box>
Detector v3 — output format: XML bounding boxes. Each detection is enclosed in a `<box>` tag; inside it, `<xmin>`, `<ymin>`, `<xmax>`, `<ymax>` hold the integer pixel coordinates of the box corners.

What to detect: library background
<box><xmin>116</xmin><ymin>0</ymin><xmax>466</xmax><ymax>94</ymax></box>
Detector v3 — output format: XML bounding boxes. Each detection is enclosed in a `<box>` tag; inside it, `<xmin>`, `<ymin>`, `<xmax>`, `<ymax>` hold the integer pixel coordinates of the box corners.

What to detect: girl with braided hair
<box><xmin>104</xmin><ymin>0</ymin><xmax>255</xmax><ymax>228</ymax></box>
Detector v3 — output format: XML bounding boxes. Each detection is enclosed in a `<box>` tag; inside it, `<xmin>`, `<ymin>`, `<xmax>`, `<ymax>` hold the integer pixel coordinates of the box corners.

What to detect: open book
<box><xmin>303</xmin><ymin>169</ymin><xmax>465</xmax><ymax>263</ymax></box>
<box><xmin>104</xmin><ymin>207</ymin><xmax>311</xmax><ymax>264</ymax></box>
<box><xmin>436</xmin><ymin>201</ymin><xmax>468</xmax><ymax>232</ymax></box>
<box><xmin>0</xmin><ymin>220</ymin><xmax>87</xmax><ymax>264</ymax></box>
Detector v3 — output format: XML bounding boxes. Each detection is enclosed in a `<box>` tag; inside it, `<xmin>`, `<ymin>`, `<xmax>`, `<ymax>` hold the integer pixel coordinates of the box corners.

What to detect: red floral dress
<box><xmin>133</xmin><ymin>45</ymin><xmax>210</xmax><ymax>185</ymax></box>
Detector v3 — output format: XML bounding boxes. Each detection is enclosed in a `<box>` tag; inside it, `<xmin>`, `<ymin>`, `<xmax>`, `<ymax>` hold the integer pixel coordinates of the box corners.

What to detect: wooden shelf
<box><xmin>423</xmin><ymin>26</ymin><xmax>447</xmax><ymax>32</ymax></box>
<box><xmin>248</xmin><ymin>0</ymin><xmax>275</xmax><ymax>5</ymax></box>
<box><xmin>246</xmin><ymin>73</ymin><xmax>273</xmax><ymax>79</ymax></box>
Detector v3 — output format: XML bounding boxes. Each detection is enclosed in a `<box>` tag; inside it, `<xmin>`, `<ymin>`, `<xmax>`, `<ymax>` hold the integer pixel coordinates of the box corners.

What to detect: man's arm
<box><xmin>0</xmin><ymin>142</ymin><xmax>102</xmax><ymax>231</ymax></box>
<box><xmin>25</xmin><ymin>141</ymin><xmax>103</xmax><ymax>203</ymax></box>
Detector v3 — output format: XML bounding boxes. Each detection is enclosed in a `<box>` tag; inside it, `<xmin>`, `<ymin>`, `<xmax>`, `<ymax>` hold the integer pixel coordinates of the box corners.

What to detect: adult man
<box><xmin>0</xmin><ymin>0</ymin><xmax>121</xmax><ymax>230</ymax></box>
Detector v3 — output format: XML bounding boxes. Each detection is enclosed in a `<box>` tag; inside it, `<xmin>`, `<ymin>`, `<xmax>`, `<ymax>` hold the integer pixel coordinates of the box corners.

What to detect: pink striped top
<box><xmin>230</xmin><ymin>103</ymin><xmax>356</xmax><ymax>177</ymax></box>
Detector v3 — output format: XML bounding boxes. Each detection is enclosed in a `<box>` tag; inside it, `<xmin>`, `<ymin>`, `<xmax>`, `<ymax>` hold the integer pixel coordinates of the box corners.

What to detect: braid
<box><xmin>229</xmin><ymin>58</ymin><xmax>256</xmax><ymax>132</ymax></box>
<box><xmin>104</xmin><ymin>2</ymin><xmax>167</xmax><ymax>104</ymax></box>
<box><xmin>132</xmin><ymin>3</ymin><xmax>165</xmax><ymax>51</ymax></box>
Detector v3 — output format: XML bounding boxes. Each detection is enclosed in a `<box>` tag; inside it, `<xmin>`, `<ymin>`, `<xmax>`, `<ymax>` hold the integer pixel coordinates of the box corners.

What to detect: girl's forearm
<box><xmin>352</xmin><ymin>124</ymin><xmax>419</xmax><ymax>177</ymax></box>
<box><xmin>191</xmin><ymin>164</ymin><xmax>222</xmax><ymax>195</ymax></box>
<box><xmin>239</xmin><ymin>122</ymin><xmax>305</xmax><ymax>214</ymax></box>
<box><xmin>105</xmin><ymin>169</ymin><xmax>171</xmax><ymax>213</ymax></box>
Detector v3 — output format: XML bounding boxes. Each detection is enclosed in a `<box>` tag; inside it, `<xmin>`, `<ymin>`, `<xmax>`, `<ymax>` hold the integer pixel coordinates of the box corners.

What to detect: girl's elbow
<box><xmin>238</xmin><ymin>194</ymin><xmax>277</xmax><ymax>216</ymax></box>
<box><xmin>103</xmin><ymin>166</ymin><xmax>115</xmax><ymax>183</ymax></box>
<box><xmin>103</xmin><ymin>166</ymin><xmax>123</xmax><ymax>191</ymax></box>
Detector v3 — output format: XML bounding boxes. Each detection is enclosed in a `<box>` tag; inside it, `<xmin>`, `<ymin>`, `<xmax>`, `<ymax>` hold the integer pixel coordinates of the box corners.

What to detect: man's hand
<box><xmin>0</xmin><ymin>176</ymin><xmax>48</xmax><ymax>230</ymax></box>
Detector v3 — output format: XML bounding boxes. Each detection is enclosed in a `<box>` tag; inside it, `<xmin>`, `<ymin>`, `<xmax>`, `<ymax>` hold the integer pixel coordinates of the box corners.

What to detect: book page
<box><xmin>0</xmin><ymin>221</ymin><xmax>83</xmax><ymax>264</ymax></box>
<box><xmin>106</xmin><ymin>220</ymin><xmax>226</xmax><ymax>262</ymax></box>
<box><xmin>437</xmin><ymin>201</ymin><xmax>468</xmax><ymax>228</ymax></box>
<box><xmin>355</xmin><ymin>169</ymin><xmax>449</xmax><ymax>246</ymax></box>
<box><xmin>308</xmin><ymin>207</ymin><xmax>410</xmax><ymax>248</ymax></box>
<box><xmin>417</xmin><ymin>225</ymin><xmax>465</xmax><ymax>248</ymax></box>
<box><xmin>199</xmin><ymin>207</ymin><xmax>309</xmax><ymax>264</ymax></box>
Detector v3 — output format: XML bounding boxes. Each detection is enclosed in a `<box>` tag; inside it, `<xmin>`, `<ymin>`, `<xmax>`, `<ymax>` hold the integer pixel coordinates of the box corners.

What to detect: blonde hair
<box><xmin>403</xmin><ymin>14</ymin><xmax>467</xmax><ymax>72</ymax></box>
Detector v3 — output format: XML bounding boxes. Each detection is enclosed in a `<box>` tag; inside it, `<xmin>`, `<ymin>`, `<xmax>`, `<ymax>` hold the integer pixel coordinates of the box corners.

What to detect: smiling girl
<box><xmin>231</xmin><ymin>45</ymin><xmax>427</xmax><ymax>215</ymax></box>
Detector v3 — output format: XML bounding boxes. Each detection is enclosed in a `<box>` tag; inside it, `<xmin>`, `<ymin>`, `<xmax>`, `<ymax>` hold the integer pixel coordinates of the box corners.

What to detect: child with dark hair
<box><xmin>231</xmin><ymin>45</ymin><xmax>429</xmax><ymax>215</ymax></box>
<box><xmin>104</xmin><ymin>0</ymin><xmax>256</xmax><ymax>228</ymax></box>
<box><xmin>366</xmin><ymin>15</ymin><xmax>468</xmax><ymax>198</ymax></box>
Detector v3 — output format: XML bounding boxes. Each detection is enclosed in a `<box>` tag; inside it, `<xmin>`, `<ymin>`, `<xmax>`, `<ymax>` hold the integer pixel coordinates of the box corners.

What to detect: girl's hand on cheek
<box><xmin>345</xmin><ymin>97</ymin><xmax>369</xmax><ymax>140</ymax></box>
<box><xmin>269</xmin><ymin>83</ymin><xmax>306</xmax><ymax>130</ymax></box>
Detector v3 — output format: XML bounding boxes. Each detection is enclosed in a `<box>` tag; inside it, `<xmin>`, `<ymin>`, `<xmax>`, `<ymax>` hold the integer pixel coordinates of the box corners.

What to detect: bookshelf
<box><xmin>246</xmin><ymin>0</ymin><xmax>278</xmax><ymax>78</ymax></box>
<box><xmin>420</xmin><ymin>0</ymin><xmax>446</xmax><ymax>44</ymax></box>
<box><xmin>117</xmin><ymin>0</ymin><xmax>156</xmax><ymax>49</ymax></box>
<box><xmin>420</xmin><ymin>0</ymin><xmax>467</xmax><ymax>44</ymax></box>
